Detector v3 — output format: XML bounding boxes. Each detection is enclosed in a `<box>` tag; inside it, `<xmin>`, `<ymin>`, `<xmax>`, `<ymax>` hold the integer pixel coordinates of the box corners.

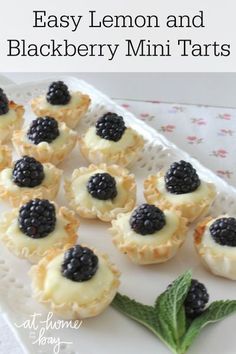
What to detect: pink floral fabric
<box><xmin>116</xmin><ymin>99</ymin><xmax>236</xmax><ymax>187</ymax></box>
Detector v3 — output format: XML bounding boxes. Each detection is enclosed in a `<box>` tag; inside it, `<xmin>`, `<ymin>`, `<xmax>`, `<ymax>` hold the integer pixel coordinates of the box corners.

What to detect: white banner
<box><xmin>0</xmin><ymin>0</ymin><xmax>235</xmax><ymax>71</ymax></box>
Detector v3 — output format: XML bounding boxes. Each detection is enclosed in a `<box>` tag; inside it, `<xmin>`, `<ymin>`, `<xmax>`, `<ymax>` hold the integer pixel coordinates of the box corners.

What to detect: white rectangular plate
<box><xmin>1</xmin><ymin>77</ymin><xmax>236</xmax><ymax>354</ymax></box>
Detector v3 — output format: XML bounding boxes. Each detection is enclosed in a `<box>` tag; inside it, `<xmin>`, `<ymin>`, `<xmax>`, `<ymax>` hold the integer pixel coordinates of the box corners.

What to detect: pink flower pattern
<box><xmin>218</xmin><ymin>129</ymin><xmax>234</xmax><ymax>136</ymax></box>
<box><xmin>140</xmin><ymin>113</ymin><xmax>149</xmax><ymax>118</ymax></box>
<box><xmin>118</xmin><ymin>100</ymin><xmax>235</xmax><ymax>184</ymax></box>
<box><xmin>191</xmin><ymin>118</ymin><xmax>207</xmax><ymax>125</ymax></box>
<box><xmin>211</xmin><ymin>149</ymin><xmax>228</xmax><ymax>158</ymax></box>
<box><xmin>217</xmin><ymin>113</ymin><xmax>232</xmax><ymax>120</ymax></box>
<box><xmin>187</xmin><ymin>136</ymin><xmax>203</xmax><ymax>144</ymax></box>
<box><xmin>161</xmin><ymin>125</ymin><xmax>176</xmax><ymax>133</ymax></box>
<box><xmin>217</xmin><ymin>170</ymin><xmax>233</xmax><ymax>179</ymax></box>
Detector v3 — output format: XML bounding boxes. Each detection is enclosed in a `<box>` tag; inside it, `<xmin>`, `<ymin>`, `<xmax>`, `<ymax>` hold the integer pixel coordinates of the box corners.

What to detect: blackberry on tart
<box><xmin>144</xmin><ymin>160</ymin><xmax>216</xmax><ymax>222</ymax></box>
<box><xmin>29</xmin><ymin>245</ymin><xmax>120</xmax><ymax>319</ymax></box>
<box><xmin>31</xmin><ymin>81</ymin><xmax>91</xmax><ymax>129</ymax></box>
<box><xmin>195</xmin><ymin>215</ymin><xmax>236</xmax><ymax>280</ymax></box>
<box><xmin>12</xmin><ymin>116</ymin><xmax>77</xmax><ymax>165</ymax></box>
<box><xmin>110</xmin><ymin>203</ymin><xmax>187</xmax><ymax>265</ymax></box>
<box><xmin>0</xmin><ymin>199</ymin><xmax>79</xmax><ymax>263</ymax></box>
<box><xmin>65</xmin><ymin>164</ymin><xmax>136</xmax><ymax>222</ymax></box>
<box><xmin>0</xmin><ymin>156</ymin><xmax>62</xmax><ymax>206</ymax></box>
<box><xmin>0</xmin><ymin>87</ymin><xmax>24</xmax><ymax>143</ymax></box>
<box><xmin>79</xmin><ymin>112</ymin><xmax>144</xmax><ymax>167</ymax></box>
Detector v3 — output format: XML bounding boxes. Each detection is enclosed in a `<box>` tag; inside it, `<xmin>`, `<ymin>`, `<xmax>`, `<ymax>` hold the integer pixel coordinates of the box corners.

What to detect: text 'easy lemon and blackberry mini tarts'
<box><xmin>29</xmin><ymin>244</ymin><xmax>120</xmax><ymax>319</ymax></box>
<box><xmin>65</xmin><ymin>164</ymin><xmax>136</xmax><ymax>222</ymax></box>
<box><xmin>0</xmin><ymin>199</ymin><xmax>79</xmax><ymax>263</ymax></box>
<box><xmin>0</xmin><ymin>156</ymin><xmax>62</xmax><ymax>206</ymax></box>
<box><xmin>12</xmin><ymin>116</ymin><xmax>77</xmax><ymax>165</ymax></box>
<box><xmin>194</xmin><ymin>215</ymin><xmax>236</xmax><ymax>280</ymax></box>
<box><xmin>0</xmin><ymin>87</ymin><xmax>24</xmax><ymax>143</ymax></box>
<box><xmin>79</xmin><ymin>112</ymin><xmax>144</xmax><ymax>166</ymax></box>
<box><xmin>110</xmin><ymin>203</ymin><xmax>187</xmax><ymax>265</ymax></box>
<box><xmin>144</xmin><ymin>160</ymin><xmax>216</xmax><ymax>223</ymax></box>
<box><xmin>31</xmin><ymin>81</ymin><xmax>91</xmax><ymax>129</ymax></box>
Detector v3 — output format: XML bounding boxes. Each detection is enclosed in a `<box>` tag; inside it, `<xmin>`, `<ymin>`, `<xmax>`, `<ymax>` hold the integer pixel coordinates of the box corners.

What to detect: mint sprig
<box><xmin>112</xmin><ymin>270</ymin><xmax>236</xmax><ymax>354</ymax></box>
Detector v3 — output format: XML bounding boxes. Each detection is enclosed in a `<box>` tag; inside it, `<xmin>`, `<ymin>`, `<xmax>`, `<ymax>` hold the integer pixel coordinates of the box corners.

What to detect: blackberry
<box><xmin>12</xmin><ymin>156</ymin><xmax>45</xmax><ymax>188</ymax></box>
<box><xmin>129</xmin><ymin>204</ymin><xmax>166</xmax><ymax>235</ymax></box>
<box><xmin>184</xmin><ymin>279</ymin><xmax>209</xmax><ymax>318</ymax></box>
<box><xmin>0</xmin><ymin>88</ymin><xmax>9</xmax><ymax>115</ymax></box>
<box><xmin>61</xmin><ymin>245</ymin><xmax>99</xmax><ymax>282</ymax></box>
<box><xmin>96</xmin><ymin>112</ymin><xmax>126</xmax><ymax>142</ymax></box>
<box><xmin>210</xmin><ymin>217</ymin><xmax>236</xmax><ymax>247</ymax></box>
<box><xmin>27</xmin><ymin>116</ymin><xmax>60</xmax><ymax>145</ymax></box>
<box><xmin>18</xmin><ymin>199</ymin><xmax>56</xmax><ymax>238</ymax></box>
<box><xmin>46</xmin><ymin>81</ymin><xmax>71</xmax><ymax>105</ymax></box>
<box><xmin>87</xmin><ymin>172</ymin><xmax>117</xmax><ymax>200</ymax></box>
<box><xmin>165</xmin><ymin>160</ymin><xmax>200</xmax><ymax>194</ymax></box>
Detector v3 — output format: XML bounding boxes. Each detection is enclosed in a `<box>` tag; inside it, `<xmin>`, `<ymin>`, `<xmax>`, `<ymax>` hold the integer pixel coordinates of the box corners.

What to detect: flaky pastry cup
<box><xmin>79</xmin><ymin>127</ymin><xmax>145</xmax><ymax>167</ymax></box>
<box><xmin>0</xmin><ymin>101</ymin><xmax>25</xmax><ymax>143</ymax></box>
<box><xmin>110</xmin><ymin>210</ymin><xmax>188</xmax><ymax>265</ymax></box>
<box><xmin>12</xmin><ymin>122</ymin><xmax>77</xmax><ymax>165</ymax></box>
<box><xmin>0</xmin><ymin>163</ymin><xmax>62</xmax><ymax>207</ymax></box>
<box><xmin>29</xmin><ymin>245</ymin><xmax>120</xmax><ymax>319</ymax></box>
<box><xmin>0</xmin><ymin>206</ymin><xmax>79</xmax><ymax>263</ymax></box>
<box><xmin>194</xmin><ymin>216</ymin><xmax>236</xmax><ymax>280</ymax></box>
<box><xmin>31</xmin><ymin>92</ymin><xmax>91</xmax><ymax>129</ymax></box>
<box><xmin>64</xmin><ymin>164</ymin><xmax>136</xmax><ymax>222</ymax></box>
<box><xmin>144</xmin><ymin>172</ymin><xmax>216</xmax><ymax>223</ymax></box>
<box><xmin>0</xmin><ymin>145</ymin><xmax>11</xmax><ymax>170</ymax></box>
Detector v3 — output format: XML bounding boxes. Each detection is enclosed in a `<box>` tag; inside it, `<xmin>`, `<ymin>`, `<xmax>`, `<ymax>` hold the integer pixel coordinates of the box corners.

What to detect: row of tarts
<box><xmin>0</xmin><ymin>81</ymin><xmax>235</xmax><ymax>320</ymax></box>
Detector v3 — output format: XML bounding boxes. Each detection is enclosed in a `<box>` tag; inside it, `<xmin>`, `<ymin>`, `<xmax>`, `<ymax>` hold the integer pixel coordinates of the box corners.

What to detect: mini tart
<box><xmin>0</xmin><ymin>163</ymin><xmax>62</xmax><ymax>207</ymax></box>
<box><xmin>0</xmin><ymin>145</ymin><xmax>11</xmax><ymax>170</ymax></box>
<box><xmin>79</xmin><ymin>126</ymin><xmax>144</xmax><ymax>167</ymax></box>
<box><xmin>29</xmin><ymin>246</ymin><xmax>120</xmax><ymax>319</ymax></box>
<box><xmin>64</xmin><ymin>164</ymin><xmax>136</xmax><ymax>222</ymax></box>
<box><xmin>0</xmin><ymin>206</ymin><xmax>79</xmax><ymax>263</ymax></box>
<box><xmin>194</xmin><ymin>216</ymin><xmax>236</xmax><ymax>280</ymax></box>
<box><xmin>12</xmin><ymin>122</ymin><xmax>77</xmax><ymax>165</ymax></box>
<box><xmin>0</xmin><ymin>101</ymin><xmax>24</xmax><ymax>143</ymax></box>
<box><xmin>144</xmin><ymin>171</ymin><xmax>216</xmax><ymax>223</ymax></box>
<box><xmin>110</xmin><ymin>209</ymin><xmax>187</xmax><ymax>265</ymax></box>
<box><xmin>31</xmin><ymin>92</ymin><xmax>91</xmax><ymax>129</ymax></box>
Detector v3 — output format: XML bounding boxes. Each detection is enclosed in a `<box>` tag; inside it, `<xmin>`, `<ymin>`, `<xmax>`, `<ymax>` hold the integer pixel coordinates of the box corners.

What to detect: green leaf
<box><xmin>155</xmin><ymin>270</ymin><xmax>192</xmax><ymax>345</ymax></box>
<box><xmin>177</xmin><ymin>306</ymin><xmax>186</xmax><ymax>339</ymax></box>
<box><xmin>179</xmin><ymin>300</ymin><xmax>236</xmax><ymax>354</ymax></box>
<box><xmin>112</xmin><ymin>293</ymin><xmax>177</xmax><ymax>353</ymax></box>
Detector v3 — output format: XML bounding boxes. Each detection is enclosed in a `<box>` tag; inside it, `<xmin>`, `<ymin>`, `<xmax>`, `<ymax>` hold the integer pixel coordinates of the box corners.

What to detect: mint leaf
<box><xmin>155</xmin><ymin>270</ymin><xmax>192</xmax><ymax>345</ymax></box>
<box><xmin>177</xmin><ymin>306</ymin><xmax>186</xmax><ymax>339</ymax></box>
<box><xmin>112</xmin><ymin>293</ymin><xmax>177</xmax><ymax>353</ymax></box>
<box><xmin>180</xmin><ymin>300</ymin><xmax>236</xmax><ymax>354</ymax></box>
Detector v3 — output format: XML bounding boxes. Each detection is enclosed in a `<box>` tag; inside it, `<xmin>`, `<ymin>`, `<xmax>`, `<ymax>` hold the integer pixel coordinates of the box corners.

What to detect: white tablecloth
<box><xmin>0</xmin><ymin>98</ymin><xmax>235</xmax><ymax>354</ymax></box>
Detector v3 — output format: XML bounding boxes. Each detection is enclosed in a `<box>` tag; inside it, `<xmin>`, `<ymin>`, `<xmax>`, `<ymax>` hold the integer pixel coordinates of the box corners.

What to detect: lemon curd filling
<box><xmin>43</xmin><ymin>253</ymin><xmax>114</xmax><ymax>304</ymax></box>
<box><xmin>83</xmin><ymin>127</ymin><xmax>136</xmax><ymax>153</ymax></box>
<box><xmin>156</xmin><ymin>176</ymin><xmax>211</xmax><ymax>204</ymax></box>
<box><xmin>71</xmin><ymin>169</ymin><xmax>128</xmax><ymax>212</ymax></box>
<box><xmin>115</xmin><ymin>210</ymin><xmax>179</xmax><ymax>246</ymax></box>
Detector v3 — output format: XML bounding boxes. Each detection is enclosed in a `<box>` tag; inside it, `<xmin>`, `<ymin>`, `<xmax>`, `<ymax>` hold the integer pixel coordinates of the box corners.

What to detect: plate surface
<box><xmin>1</xmin><ymin>77</ymin><xmax>236</xmax><ymax>354</ymax></box>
